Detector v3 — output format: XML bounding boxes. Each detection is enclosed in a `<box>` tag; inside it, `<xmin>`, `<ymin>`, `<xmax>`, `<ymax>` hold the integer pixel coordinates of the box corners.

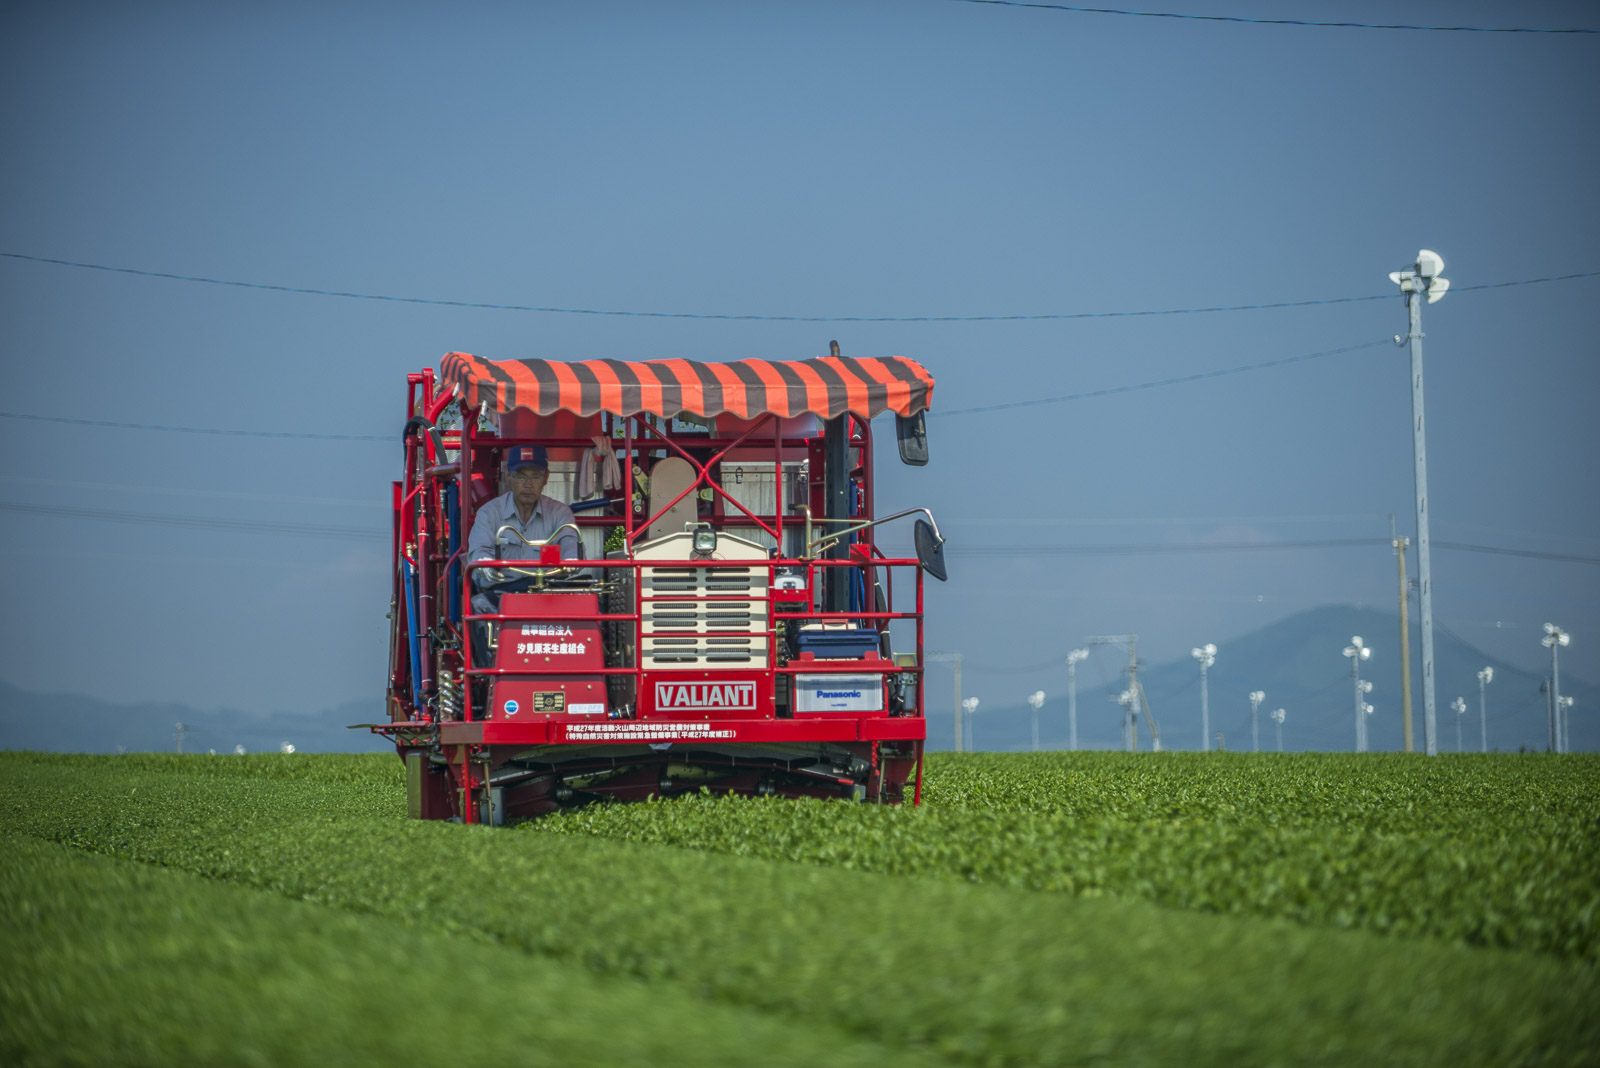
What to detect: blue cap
<box><xmin>506</xmin><ymin>445</ymin><xmax>548</xmax><ymax>471</ymax></box>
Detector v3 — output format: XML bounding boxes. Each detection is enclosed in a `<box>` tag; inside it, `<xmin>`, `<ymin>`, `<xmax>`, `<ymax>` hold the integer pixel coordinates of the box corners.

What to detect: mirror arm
<box><xmin>805</xmin><ymin>508</ymin><xmax>943</xmax><ymax>557</ymax></box>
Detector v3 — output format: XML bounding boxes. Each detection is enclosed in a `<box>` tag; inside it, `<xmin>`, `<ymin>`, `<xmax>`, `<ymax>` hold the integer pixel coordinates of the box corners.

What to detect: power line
<box><xmin>5</xmin><ymin>251</ymin><xmax>1598</xmax><ymax>323</ymax></box>
<box><xmin>936</xmin><ymin>338</ymin><xmax>1390</xmax><ymax>416</ymax></box>
<box><xmin>946</xmin><ymin>0</ymin><xmax>1600</xmax><ymax>34</ymax></box>
<box><xmin>1433</xmin><ymin>541</ymin><xmax>1600</xmax><ymax>566</ymax></box>
<box><xmin>950</xmin><ymin>538</ymin><xmax>1390</xmax><ymax>556</ymax></box>
<box><xmin>947</xmin><ymin>539</ymin><xmax>1600</xmax><ymax>564</ymax></box>
<box><xmin>0</xmin><ymin>500</ymin><xmax>384</xmax><ymax>541</ymax></box>
<box><xmin>0</xmin><ymin>409</ymin><xmax>389</xmax><ymax>442</ymax></box>
<box><xmin>0</xmin><ymin>339</ymin><xmax>1393</xmax><ymax>439</ymax></box>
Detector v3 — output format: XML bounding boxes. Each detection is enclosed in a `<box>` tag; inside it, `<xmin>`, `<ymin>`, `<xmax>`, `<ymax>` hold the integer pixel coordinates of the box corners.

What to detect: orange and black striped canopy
<box><xmin>440</xmin><ymin>353</ymin><xmax>934</xmax><ymax>422</ymax></box>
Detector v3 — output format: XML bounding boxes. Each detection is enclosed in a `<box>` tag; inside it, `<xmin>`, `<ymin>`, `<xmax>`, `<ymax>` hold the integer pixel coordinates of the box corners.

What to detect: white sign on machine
<box><xmin>796</xmin><ymin>674</ymin><xmax>884</xmax><ymax>713</ymax></box>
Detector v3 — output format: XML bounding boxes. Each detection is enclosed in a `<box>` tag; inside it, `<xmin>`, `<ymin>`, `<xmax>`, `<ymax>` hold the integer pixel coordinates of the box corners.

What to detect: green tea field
<box><xmin>2</xmin><ymin>751</ymin><xmax>1596</xmax><ymax>1065</ymax></box>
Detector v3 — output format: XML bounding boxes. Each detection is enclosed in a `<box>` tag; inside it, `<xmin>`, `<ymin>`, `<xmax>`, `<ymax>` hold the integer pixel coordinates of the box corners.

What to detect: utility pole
<box><xmin>1271</xmin><ymin>707</ymin><xmax>1286</xmax><ymax>752</ymax></box>
<box><xmin>928</xmin><ymin>652</ymin><xmax>964</xmax><ymax>753</ymax></box>
<box><xmin>1390</xmin><ymin>251</ymin><xmax>1449</xmax><ymax>756</ymax></box>
<box><xmin>1542</xmin><ymin>624</ymin><xmax>1569</xmax><ymax>754</ymax></box>
<box><xmin>1393</xmin><ymin>524</ymin><xmax>1414</xmax><ymax>753</ymax></box>
<box><xmin>1451</xmin><ymin>696</ymin><xmax>1467</xmax><ymax>752</ymax></box>
<box><xmin>1249</xmin><ymin>690</ymin><xmax>1265</xmax><ymax>754</ymax></box>
<box><xmin>961</xmin><ymin>697</ymin><xmax>980</xmax><ymax>751</ymax></box>
<box><xmin>1191</xmin><ymin>644</ymin><xmax>1216</xmax><ymax>752</ymax></box>
<box><xmin>174</xmin><ymin>722</ymin><xmax>187</xmax><ymax>754</ymax></box>
<box><xmin>1066</xmin><ymin>649</ymin><xmax>1088</xmax><ymax>751</ymax></box>
<box><xmin>1089</xmin><ymin>635</ymin><xmax>1140</xmax><ymax>752</ymax></box>
<box><xmin>1476</xmin><ymin>667</ymin><xmax>1493</xmax><ymax>754</ymax></box>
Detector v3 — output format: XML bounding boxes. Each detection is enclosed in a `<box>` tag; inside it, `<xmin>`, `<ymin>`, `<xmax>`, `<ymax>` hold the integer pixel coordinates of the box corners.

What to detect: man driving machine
<box><xmin>467</xmin><ymin>445</ymin><xmax>582</xmax><ymax>617</ymax></box>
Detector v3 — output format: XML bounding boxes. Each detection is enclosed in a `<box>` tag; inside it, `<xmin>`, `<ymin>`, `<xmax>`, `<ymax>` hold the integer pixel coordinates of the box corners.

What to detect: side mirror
<box><xmin>913</xmin><ymin>518</ymin><xmax>947</xmax><ymax>582</ymax></box>
<box><xmin>895</xmin><ymin>411</ymin><xmax>929</xmax><ymax>467</ymax></box>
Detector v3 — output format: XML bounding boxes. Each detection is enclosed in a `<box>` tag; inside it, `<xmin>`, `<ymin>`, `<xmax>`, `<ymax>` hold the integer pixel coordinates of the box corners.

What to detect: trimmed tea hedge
<box><xmin>1</xmin><ymin>752</ymin><xmax>1596</xmax><ymax>1065</ymax></box>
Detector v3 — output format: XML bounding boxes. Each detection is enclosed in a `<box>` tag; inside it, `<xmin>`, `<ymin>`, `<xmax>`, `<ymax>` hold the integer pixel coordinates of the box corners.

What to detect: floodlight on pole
<box><xmin>1558</xmin><ymin>696</ymin><xmax>1574</xmax><ymax>753</ymax></box>
<box><xmin>1118</xmin><ymin>688</ymin><xmax>1138</xmax><ymax>753</ymax></box>
<box><xmin>1451</xmin><ymin>696</ymin><xmax>1467</xmax><ymax>753</ymax></box>
<box><xmin>1066</xmin><ymin>649</ymin><xmax>1089</xmax><ymax>751</ymax></box>
<box><xmin>1476</xmin><ymin>666</ymin><xmax>1493</xmax><ymax>754</ymax></box>
<box><xmin>1344</xmin><ymin>635</ymin><xmax>1373</xmax><ymax>753</ymax></box>
<box><xmin>1542</xmin><ymin>624</ymin><xmax>1570</xmax><ymax>753</ymax></box>
<box><xmin>1191</xmin><ymin>643</ymin><xmax>1217</xmax><ymax>751</ymax></box>
<box><xmin>1271</xmin><ymin>707</ymin><xmax>1286</xmax><ymax>752</ymax></box>
<box><xmin>1027</xmin><ymin>690</ymin><xmax>1046</xmax><ymax>751</ymax></box>
<box><xmin>1390</xmin><ymin>249</ymin><xmax>1448</xmax><ymax>756</ymax></box>
<box><xmin>1248</xmin><ymin>690</ymin><xmax>1265</xmax><ymax>754</ymax></box>
<box><xmin>961</xmin><ymin>696</ymin><xmax>980</xmax><ymax>752</ymax></box>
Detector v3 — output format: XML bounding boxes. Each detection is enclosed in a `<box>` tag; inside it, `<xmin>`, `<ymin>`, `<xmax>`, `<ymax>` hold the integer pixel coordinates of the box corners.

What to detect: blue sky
<box><xmin>2</xmin><ymin>0</ymin><xmax>1596</xmax><ymax>719</ymax></box>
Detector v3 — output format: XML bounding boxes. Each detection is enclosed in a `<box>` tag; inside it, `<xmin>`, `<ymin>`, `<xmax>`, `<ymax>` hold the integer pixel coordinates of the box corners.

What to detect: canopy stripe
<box><xmin>440</xmin><ymin>353</ymin><xmax>934</xmax><ymax>420</ymax></box>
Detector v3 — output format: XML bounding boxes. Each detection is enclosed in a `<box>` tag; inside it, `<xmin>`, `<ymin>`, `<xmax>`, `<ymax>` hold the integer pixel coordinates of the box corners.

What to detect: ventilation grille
<box><xmin>635</xmin><ymin>531</ymin><xmax>771</xmax><ymax>670</ymax></box>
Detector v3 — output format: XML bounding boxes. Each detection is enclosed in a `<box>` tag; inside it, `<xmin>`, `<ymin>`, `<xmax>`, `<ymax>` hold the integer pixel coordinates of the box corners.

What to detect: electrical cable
<box><xmin>5</xmin><ymin>251</ymin><xmax>1597</xmax><ymax>323</ymax></box>
<box><xmin>946</xmin><ymin>0</ymin><xmax>1600</xmax><ymax>34</ymax></box>
<box><xmin>0</xmin><ymin>409</ymin><xmax>388</xmax><ymax>442</ymax></box>
<box><xmin>0</xmin><ymin>339</ymin><xmax>1391</xmax><ymax>437</ymax></box>
<box><xmin>0</xmin><ymin>500</ymin><xmax>384</xmax><ymax>541</ymax></box>
<box><xmin>947</xmin><ymin>538</ymin><xmax>1600</xmax><ymax>564</ymax></box>
<box><xmin>935</xmin><ymin>338</ymin><xmax>1391</xmax><ymax>416</ymax></box>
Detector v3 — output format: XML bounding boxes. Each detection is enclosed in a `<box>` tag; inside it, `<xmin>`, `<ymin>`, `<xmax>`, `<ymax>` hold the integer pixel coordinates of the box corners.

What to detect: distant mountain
<box><xmin>0</xmin><ymin>680</ymin><xmax>391</xmax><ymax>755</ymax></box>
<box><xmin>931</xmin><ymin>605</ymin><xmax>1597</xmax><ymax>753</ymax></box>
<box><xmin>6</xmin><ymin>604</ymin><xmax>1592</xmax><ymax>755</ymax></box>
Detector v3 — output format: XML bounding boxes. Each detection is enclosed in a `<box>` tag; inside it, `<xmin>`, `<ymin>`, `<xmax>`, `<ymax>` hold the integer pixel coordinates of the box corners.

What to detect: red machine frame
<box><xmin>381</xmin><ymin>354</ymin><xmax>939</xmax><ymax>823</ymax></box>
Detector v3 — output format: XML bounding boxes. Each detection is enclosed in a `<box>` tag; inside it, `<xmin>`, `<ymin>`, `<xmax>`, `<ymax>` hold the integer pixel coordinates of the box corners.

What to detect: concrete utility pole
<box><xmin>1542</xmin><ymin>625</ymin><xmax>1569</xmax><ymax>753</ymax></box>
<box><xmin>1476</xmin><ymin>667</ymin><xmax>1493</xmax><ymax>754</ymax></box>
<box><xmin>1249</xmin><ymin>690</ymin><xmax>1266</xmax><ymax>754</ymax></box>
<box><xmin>1089</xmin><ymin>635</ymin><xmax>1140</xmax><ymax>752</ymax></box>
<box><xmin>1390</xmin><ymin>251</ymin><xmax>1449</xmax><ymax>756</ymax></box>
<box><xmin>1191</xmin><ymin>643</ymin><xmax>1216</xmax><ymax>752</ymax></box>
<box><xmin>1393</xmin><ymin>529</ymin><xmax>1415</xmax><ymax>753</ymax></box>
<box><xmin>1066</xmin><ymin>649</ymin><xmax>1089</xmax><ymax>751</ymax></box>
<box><xmin>928</xmin><ymin>652</ymin><xmax>964</xmax><ymax>753</ymax></box>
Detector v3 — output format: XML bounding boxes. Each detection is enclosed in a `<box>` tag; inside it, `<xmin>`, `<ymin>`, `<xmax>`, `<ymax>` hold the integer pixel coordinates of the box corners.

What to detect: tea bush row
<box><xmin>0</xmin><ymin>833</ymin><xmax>924</xmax><ymax>1068</ymax></box>
<box><xmin>3</xmin><ymin>754</ymin><xmax>1594</xmax><ymax>1066</ymax></box>
<box><xmin>531</xmin><ymin>753</ymin><xmax>1600</xmax><ymax>961</ymax></box>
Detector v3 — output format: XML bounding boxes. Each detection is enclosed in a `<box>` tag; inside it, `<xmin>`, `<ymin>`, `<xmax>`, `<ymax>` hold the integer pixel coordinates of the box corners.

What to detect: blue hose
<box><xmin>402</xmin><ymin>560</ymin><xmax>423</xmax><ymax>700</ymax></box>
<box><xmin>445</xmin><ymin>483</ymin><xmax>461</xmax><ymax>624</ymax></box>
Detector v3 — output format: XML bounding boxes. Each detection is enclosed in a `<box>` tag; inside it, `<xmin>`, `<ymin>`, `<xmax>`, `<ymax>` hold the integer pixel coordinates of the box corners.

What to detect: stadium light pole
<box><xmin>1476</xmin><ymin>666</ymin><xmax>1494</xmax><ymax>753</ymax></box>
<box><xmin>1117</xmin><ymin>688</ymin><xmax>1138</xmax><ymax>753</ymax></box>
<box><xmin>1390</xmin><ymin>250</ymin><xmax>1449</xmax><ymax>757</ymax></box>
<box><xmin>1344</xmin><ymin>636</ymin><xmax>1373</xmax><ymax>753</ymax></box>
<box><xmin>1542</xmin><ymin>624</ymin><xmax>1569</xmax><ymax>753</ymax></box>
<box><xmin>1066</xmin><ymin>648</ymin><xmax>1088</xmax><ymax>751</ymax></box>
<box><xmin>1271</xmin><ymin>707</ymin><xmax>1286</xmax><ymax>753</ymax></box>
<box><xmin>1451</xmin><ymin>696</ymin><xmax>1467</xmax><ymax>753</ymax></box>
<box><xmin>962</xmin><ymin>696</ymin><xmax>980</xmax><ymax>752</ymax></box>
<box><xmin>1191</xmin><ymin>644</ymin><xmax>1217</xmax><ymax>751</ymax></box>
<box><xmin>1248</xmin><ymin>690</ymin><xmax>1266</xmax><ymax>754</ymax></box>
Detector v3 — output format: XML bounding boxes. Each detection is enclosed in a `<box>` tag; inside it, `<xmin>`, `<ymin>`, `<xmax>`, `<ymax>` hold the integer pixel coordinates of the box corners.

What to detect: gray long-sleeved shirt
<box><xmin>467</xmin><ymin>491</ymin><xmax>580</xmax><ymax>611</ymax></box>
